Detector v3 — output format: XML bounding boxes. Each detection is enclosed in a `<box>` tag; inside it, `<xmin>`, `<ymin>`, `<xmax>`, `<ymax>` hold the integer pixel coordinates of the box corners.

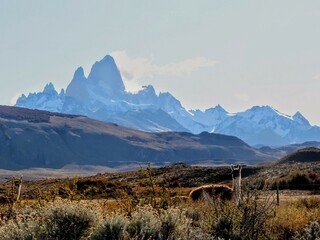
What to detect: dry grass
<box><xmin>1</xmin><ymin>163</ymin><xmax>320</xmax><ymax>239</ymax></box>
<box><xmin>268</xmin><ymin>196</ymin><xmax>320</xmax><ymax>239</ymax></box>
<box><xmin>0</xmin><ymin>191</ymin><xmax>319</xmax><ymax>239</ymax></box>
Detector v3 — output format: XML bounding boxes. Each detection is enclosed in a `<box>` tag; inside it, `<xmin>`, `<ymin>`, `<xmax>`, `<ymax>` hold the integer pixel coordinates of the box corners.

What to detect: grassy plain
<box><xmin>0</xmin><ymin>163</ymin><xmax>319</xmax><ymax>239</ymax></box>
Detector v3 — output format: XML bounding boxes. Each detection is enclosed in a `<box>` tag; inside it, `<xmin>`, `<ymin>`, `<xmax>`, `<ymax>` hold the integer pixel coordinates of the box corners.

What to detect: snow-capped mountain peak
<box><xmin>205</xmin><ymin>104</ymin><xmax>226</xmax><ymax>114</ymax></box>
<box><xmin>15</xmin><ymin>54</ymin><xmax>320</xmax><ymax>146</ymax></box>
<box><xmin>43</xmin><ymin>82</ymin><xmax>58</xmax><ymax>96</ymax></box>
<box><xmin>240</xmin><ymin>105</ymin><xmax>293</xmax><ymax>122</ymax></box>
<box><xmin>134</xmin><ymin>85</ymin><xmax>158</xmax><ymax>105</ymax></box>
<box><xmin>191</xmin><ymin>104</ymin><xmax>230</xmax><ymax>132</ymax></box>
<box><xmin>159</xmin><ymin>92</ymin><xmax>182</xmax><ymax>109</ymax></box>
<box><xmin>65</xmin><ymin>67</ymin><xmax>88</xmax><ymax>103</ymax></box>
<box><xmin>87</xmin><ymin>55</ymin><xmax>125</xmax><ymax>97</ymax></box>
<box><xmin>293</xmin><ymin>111</ymin><xmax>311</xmax><ymax>126</ymax></box>
<box><xmin>73</xmin><ymin>67</ymin><xmax>85</xmax><ymax>80</ymax></box>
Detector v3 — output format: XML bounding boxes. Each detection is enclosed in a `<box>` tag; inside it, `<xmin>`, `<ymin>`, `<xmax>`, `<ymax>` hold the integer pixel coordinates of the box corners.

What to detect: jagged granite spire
<box><xmin>43</xmin><ymin>82</ymin><xmax>58</xmax><ymax>96</ymax></box>
<box><xmin>65</xmin><ymin>67</ymin><xmax>89</xmax><ymax>103</ymax></box>
<box><xmin>87</xmin><ymin>55</ymin><xmax>125</xmax><ymax>97</ymax></box>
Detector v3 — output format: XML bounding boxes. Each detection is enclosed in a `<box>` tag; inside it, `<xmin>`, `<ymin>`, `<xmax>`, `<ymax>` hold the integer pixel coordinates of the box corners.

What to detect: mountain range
<box><xmin>16</xmin><ymin>55</ymin><xmax>320</xmax><ymax>146</ymax></box>
<box><xmin>0</xmin><ymin>105</ymin><xmax>271</xmax><ymax>170</ymax></box>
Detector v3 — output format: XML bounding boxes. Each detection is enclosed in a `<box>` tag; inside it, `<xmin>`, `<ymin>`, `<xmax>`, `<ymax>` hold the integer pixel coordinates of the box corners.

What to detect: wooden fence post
<box><xmin>276</xmin><ymin>181</ymin><xmax>280</xmax><ymax>206</ymax></box>
<box><xmin>17</xmin><ymin>176</ymin><xmax>23</xmax><ymax>201</ymax></box>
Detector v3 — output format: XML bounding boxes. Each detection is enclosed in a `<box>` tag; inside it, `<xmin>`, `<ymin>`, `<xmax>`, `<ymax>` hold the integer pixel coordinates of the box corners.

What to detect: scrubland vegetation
<box><xmin>0</xmin><ymin>191</ymin><xmax>319</xmax><ymax>239</ymax></box>
<box><xmin>0</xmin><ymin>164</ymin><xmax>319</xmax><ymax>239</ymax></box>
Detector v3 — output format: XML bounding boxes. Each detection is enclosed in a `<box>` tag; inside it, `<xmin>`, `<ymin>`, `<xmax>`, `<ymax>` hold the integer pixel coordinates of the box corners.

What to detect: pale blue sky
<box><xmin>1</xmin><ymin>1</ymin><xmax>320</xmax><ymax>124</ymax></box>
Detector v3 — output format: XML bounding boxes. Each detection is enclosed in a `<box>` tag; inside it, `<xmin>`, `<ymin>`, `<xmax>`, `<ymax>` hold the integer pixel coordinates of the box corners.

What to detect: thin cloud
<box><xmin>110</xmin><ymin>50</ymin><xmax>217</xmax><ymax>81</ymax></box>
<box><xmin>312</xmin><ymin>74</ymin><xmax>320</xmax><ymax>80</ymax></box>
<box><xmin>10</xmin><ymin>93</ymin><xmax>21</xmax><ymax>105</ymax></box>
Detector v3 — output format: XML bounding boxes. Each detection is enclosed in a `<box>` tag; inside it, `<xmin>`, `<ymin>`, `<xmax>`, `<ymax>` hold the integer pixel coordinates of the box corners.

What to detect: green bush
<box><xmin>159</xmin><ymin>208</ymin><xmax>191</xmax><ymax>240</ymax></box>
<box><xmin>185</xmin><ymin>207</ymin><xmax>202</xmax><ymax>226</ymax></box>
<box><xmin>303</xmin><ymin>221</ymin><xmax>320</xmax><ymax>240</ymax></box>
<box><xmin>0</xmin><ymin>220</ymin><xmax>38</xmax><ymax>240</ymax></box>
<box><xmin>126</xmin><ymin>206</ymin><xmax>192</xmax><ymax>240</ymax></box>
<box><xmin>211</xmin><ymin>216</ymin><xmax>241</xmax><ymax>240</ymax></box>
<box><xmin>39</xmin><ymin>204</ymin><xmax>95</xmax><ymax>240</ymax></box>
<box><xmin>293</xmin><ymin>221</ymin><xmax>320</xmax><ymax>240</ymax></box>
<box><xmin>0</xmin><ymin>203</ymin><xmax>94</xmax><ymax>240</ymax></box>
<box><xmin>126</xmin><ymin>206</ymin><xmax>161</xmax><ymax>240</ymax></box>
<box><xmin>90</xmin><ymin>215</ymin><xmax>128</xmax><ymax>240</ymax></box>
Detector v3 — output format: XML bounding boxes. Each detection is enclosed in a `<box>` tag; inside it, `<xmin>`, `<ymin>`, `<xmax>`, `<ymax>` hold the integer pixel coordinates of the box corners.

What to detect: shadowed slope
<box><xmin>0</xmin><ymin>105</ymin><xmax>271</xmax><ymax>170</ymax></box>
<box><xmin>277</xmin><ymin>147</ymin><xmax>320</xmax><ymax>164</ymax></box>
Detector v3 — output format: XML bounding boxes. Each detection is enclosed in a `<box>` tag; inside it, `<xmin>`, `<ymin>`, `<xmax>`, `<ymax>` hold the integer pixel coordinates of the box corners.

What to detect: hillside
<box><xmin>0</xmin><ymin>105</ymin><xmax>272</xmax><ymax>170</ymax></box>
<box><xmin>277</xmin><ymin>147</ymin><xmax>320</xmax><ymax>164</ymax></box>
